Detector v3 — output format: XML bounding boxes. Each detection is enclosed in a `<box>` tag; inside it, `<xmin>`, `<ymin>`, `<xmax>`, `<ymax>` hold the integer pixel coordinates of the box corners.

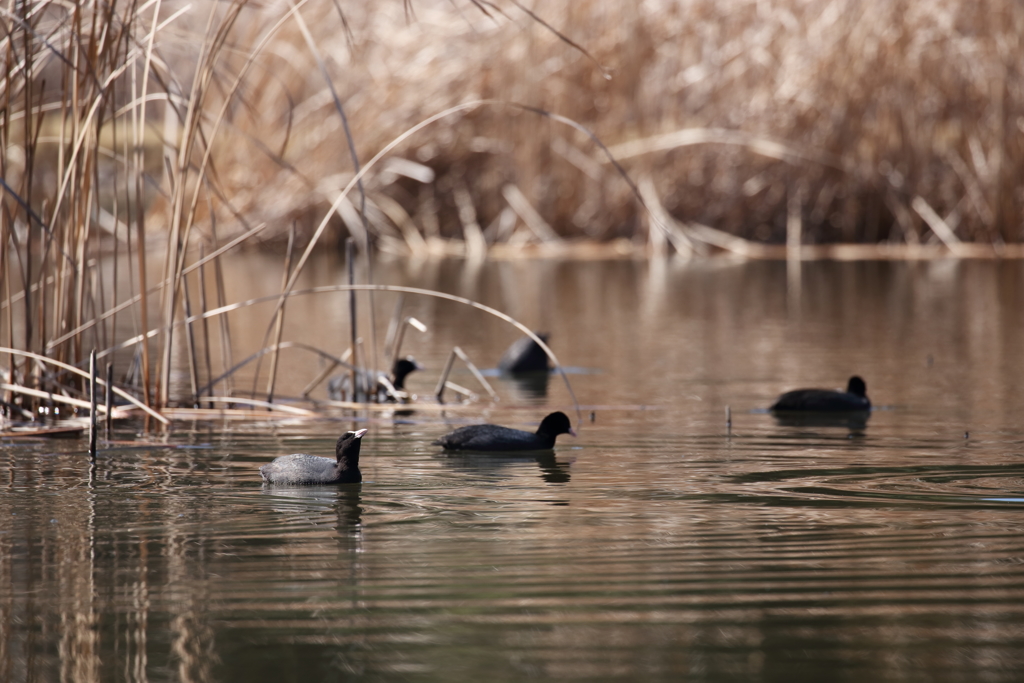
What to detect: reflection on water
<box><xmin>439</xmin><ymin>449</ymin><xmax>573</xmax><ymax>485</ymax></box>
<box><xmin>495</xmin><ymin>371</ymin><xmax>551</xmax><ymax>401</ymax></box>
<box><xmin>770</xmin><ymin>409</ymin><xmax>871</xmax><ymax>432</ymax></box>
<box><xmin>5</xmin><ymin>259</ymin><xmax>1024</xmax><ymax>681</ymax></box>
<box><xmin>261</xmin><ymin>484</ymin><xmax>364</xmax><ymax>529</ymax></box>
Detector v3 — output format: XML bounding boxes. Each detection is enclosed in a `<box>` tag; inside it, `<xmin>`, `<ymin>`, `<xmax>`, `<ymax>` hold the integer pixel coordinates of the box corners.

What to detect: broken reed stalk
<box><xmin>182</xmin><ymin>278</ymin><xmax>200</xmax><ymax>404</ymax></box>
<box><xmin>433</xmin><ymin>346</ymin><xmax>498</xmax><ymax>403</ymax></box>
<box><xmin>210</xmin><ymin>218</ymin><xmax>236</xmax><ymax>399</ymax></box>
<box><xmin>389</xmin><ymin>316</ymin><xmax>428</xmax><ymax>371</ymax></box>
<box><xmin>105</xmin><ymin>362</ymin><xmax>113</xmax><ymax>434</ymax></box>
<box><xmin>383</xmin><ymin>296</ymin><xmax>405</xmax><ymax>365</ymax></box>
<box><xmin>89</xmin><ymin>350</ymin><xmax>97</xmax><ymax>459</ymax></box>
<box><xmin>265</xmin><ymin>224</ymin><xmax>296</xmax><ymax>404</ymax></box>
<box><xmin>301</xmin><ymin>357</ymin><xmax>342</xmax><ymax>398</ymax></box>
<box><xmin>453</xmin><ymin>346</ymin><xmax>499</xmax><ymax>400</ymax></box>
<box><xmin>2</xmin><ymin>222</ymin><xmax>11</xmax><ymax>405</ymax></box>
<box><xmin>347</xmin><ymin>238</ymin><xmax>358</xmax><ymax>399</ymax></box>
<box><xmin>197</xmin><ymin>244</ymin><xmax>215</xmax><ymax>407</ymax></box>
<box><xmin>434</xmin><ymin>348</ymin><xmax>458</xmax><ymax>402</ymax></box>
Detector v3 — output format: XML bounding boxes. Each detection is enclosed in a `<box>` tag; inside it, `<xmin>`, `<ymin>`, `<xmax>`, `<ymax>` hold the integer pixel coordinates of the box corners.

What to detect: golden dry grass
<box><xmin>208</xmin><ymin>0</ymin><xmax>1024</xmax><ymax>251</ymax></box>
<box><xmin>1</xmin><ymin>0</ymin><xmax>1023</xmax><ymax>416</ymax></box>
<box><xmin>4</xmin><ymin>1</ymin><xmax>1023</xmax><ymax>254</ymax></box>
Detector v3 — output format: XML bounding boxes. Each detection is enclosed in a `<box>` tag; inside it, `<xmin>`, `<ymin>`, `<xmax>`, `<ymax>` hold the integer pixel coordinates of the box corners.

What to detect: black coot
<box><xmin>498</xmin><ymin>334</ymin><xmax>550</xmax><ymax>374</ymax></box>
<box><xmin>260</xmin><ymin>428</ymin><xmax>367</xmax><ymax>484</ymax></box>
<box><xmin>328</xmin><ymin>357</ymin><xmax>421</xmax><ymax>402</ymax></box>
<box><xmin>433</xmin><ymin>411</ymin><xmax>575</xmax><ymax>452</ymax></box>
<box><xmin>770</xmin><ymin>376</ymin><xmax>870</xmax><ymax>412</ymax></box>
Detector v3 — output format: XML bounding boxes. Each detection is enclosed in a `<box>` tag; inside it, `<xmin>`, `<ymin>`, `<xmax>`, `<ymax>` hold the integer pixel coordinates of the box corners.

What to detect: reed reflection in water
<box><xmin>3</xmin><ymin>258</ymin><xmax>1024</xmax><ymax>682</ymax></box>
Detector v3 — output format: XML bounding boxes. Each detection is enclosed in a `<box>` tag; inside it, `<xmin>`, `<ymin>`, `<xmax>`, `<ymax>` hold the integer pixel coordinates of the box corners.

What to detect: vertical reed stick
<box><xmin>726</xmin><ymin>405</ymin><xmax>732</xmax><ymax>436</ymax></box>
<box><xmin>197</xmin><ymin>244</ymin><xmax>214</xmax><ymax>406</ymax></box>
<box><xmin>23</xmin><ymin>34</ymin><xmax>35</xmax><ymax>363</ymax></box>
<box><xmin>346</xmin><ymin>238</ymin><xmax>358</xmax><ymax>400</ymax></box>
<box><xmin>434</xmin><ymin>348</ymin><xmax>458</xmax><ymax>402</ymax></box>
<box><xmin>382</xmin><ymin>295</ymin><xmax>405</xmax><ymax>363</ymax></box>
<box><xmin>105</xmin><ymin>362</ymin><xmax>113</xmax><ymax>434</ymax></box>
<box><xmin>182</xmin><ymin>278</ymin><xmax>200</xmax><ymax>404</ymax></box>
<box><xmin>209</xmin><ymin>215</ymin><xmax>234</xmax><ymax>397</ymax></box>
<box><xmin>390</xmin><ymin>317</ymin><xmax>427</xmax><ymax>372</ymax></box>
<box><xmin>266</xmin><ymin>225</ymin><xmax>295</xmax><ymax>403</ymax></box>
<box><xmin>89</xmin><ymin>349</ymin><xmax>97</xmax><ymax>459</ymax></box>
<box><xmin>132</xmin><ymin>61</ymin><xmax>152</xmax><ymax>409</ymax></box>
<box><xmin>1</xmin><ymin>216</ymin><xmax>11</xmax><ymax>405</ymax></box>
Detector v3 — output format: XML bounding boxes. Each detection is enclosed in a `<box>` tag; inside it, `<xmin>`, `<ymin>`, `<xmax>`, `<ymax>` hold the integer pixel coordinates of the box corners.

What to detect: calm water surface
<box><xmin>3</xmin><ymin>258</ymin><xmax>1024</xmax><ymax>682</ymax></box>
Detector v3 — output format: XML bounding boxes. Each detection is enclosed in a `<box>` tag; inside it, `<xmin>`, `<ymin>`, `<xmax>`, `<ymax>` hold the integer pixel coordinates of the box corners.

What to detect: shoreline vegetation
<box><xmin>2</xmin><ymin>1</ymin><xmax>1023</xmax><ymax>424</ymax></box>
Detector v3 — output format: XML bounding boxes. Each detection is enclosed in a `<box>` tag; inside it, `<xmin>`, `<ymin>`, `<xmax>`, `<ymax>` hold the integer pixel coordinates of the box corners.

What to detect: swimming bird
<box><xmin>328</xmin><ymin>357</ymin><xmax>422</xmax><ymax>402</ymax></box>
<box><xmin>770</xmin><ymin>376</ymin><xmax>871</xmax><ymax>412</ymax></box>
<box><xmin>498</xmin><ymin>333</ymin><xmax>550</xmax><ymax>374</ymax></box>
<box><xmin>260</xmin><ymin>429</ymin><xmax>368</xmax><ymax>484</ymax></box>
<box><xmin>433</xmin><ymin>411</ymin><xmax>576</xmax><ymax>452</ymax></box>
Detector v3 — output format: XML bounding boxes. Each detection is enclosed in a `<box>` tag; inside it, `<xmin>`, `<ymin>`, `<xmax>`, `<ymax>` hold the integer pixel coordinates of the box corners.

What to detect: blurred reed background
<box><xmin>1</xmin><ymin>0</ymin><xmax>1022</xmax><ymax>415</ymax></box>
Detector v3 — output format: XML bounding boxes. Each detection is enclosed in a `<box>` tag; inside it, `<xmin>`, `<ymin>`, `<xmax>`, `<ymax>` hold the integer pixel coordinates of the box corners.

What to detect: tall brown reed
<box><xmin>1</xmin><ymin>0</ymin><xmax>1020</xmax><ymax>418</ymax></box>
<box><xmin>222</xmin><ymin>0</ymin><xmax>1023</xmax><ymax>249</ymax></box>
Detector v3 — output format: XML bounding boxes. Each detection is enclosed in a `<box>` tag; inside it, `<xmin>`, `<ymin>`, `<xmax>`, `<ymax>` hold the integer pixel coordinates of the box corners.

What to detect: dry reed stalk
<box><xmin>453</xmin><ymin>346</ymin><xmax>498</xmax><ymax>401</ymax></box>
<box><xmin>181</xmin><ymin>274</ymin><xmax>200</xmax><ymax>403</ymax></box>
<box><xmin>346</xmin><ymin>237</ymin><xmax>358</xmax><ymax>398</ymax></box>
<box><xmin>196</xmin><ymin>245</ymin><xmax>214</xmax><ymax>405</ymax></box>
<box><xmin>0</xmin><ymin>347</ymin><xmax>168</xmax><ymax>424</ymax></box>
<box><xmin>209</xmin><ymin>217</ymin><xmax>236</xmax><ymax>398</ymax></box>
<box><xmin>89</xmin><ymin>349</ymin><xmax>97</xmax><ymax>458</ymax></box>
<box><xmin>434</xmin><ymin>347</ymin><xmax>457</xmax><ymax>402</ymax></box>
<box><xmin>382</xmin><ymin>295</ymin><xmax>405</xmax><ymax>362</ymax></box>
<box><xmin>200</xmin><ymin>396</ymin><xmax>316</xmax><ymax>416</ymax></box>
<box><xmin>389</xmin><ymin>316</ymin><xmax>427</xmax><ymax>371</ymax></box>
<box><xmin>265</xmin><ymin>224</ymin><xmax>295</xmax><ymax>403</ymax></box>
<box><xmin>105</xmin><ymin>362</ymin><xmax>113</xmax><ymax>433</ymax></box>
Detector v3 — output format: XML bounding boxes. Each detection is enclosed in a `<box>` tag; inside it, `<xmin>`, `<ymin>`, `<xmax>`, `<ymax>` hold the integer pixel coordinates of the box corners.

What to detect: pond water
<box><xmin>4</xmin><ymin>257</ymin><xmax>1024</xmax><ymax>682</ymax></box>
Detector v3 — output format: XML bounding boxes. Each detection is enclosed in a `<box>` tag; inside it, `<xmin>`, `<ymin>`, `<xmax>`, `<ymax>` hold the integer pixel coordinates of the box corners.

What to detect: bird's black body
<box><xmin>498</xmin><ymin>334</ymin><xmax>550</xmax><ymax>374</ymax></box>
<box><xmin>260</xmin><ymin>429</ymin><xmax>367</xmax><ymax>484</ymax></box>
<box><xmin>433</xmin><ymin>411</ymin><xmax>575</xmax><ymax>452</ymax></box>
<box><xmin>770</xmin><ymin>376</ymin><xmax>870</xmax><ymax>412</ymax></box>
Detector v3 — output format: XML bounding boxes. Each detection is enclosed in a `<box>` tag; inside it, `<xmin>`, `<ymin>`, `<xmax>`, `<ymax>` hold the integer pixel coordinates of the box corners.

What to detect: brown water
<box><xmin>4</xmin><ymin>257</ymin><xmax>1024</xmax><ymax>682</ymax></box>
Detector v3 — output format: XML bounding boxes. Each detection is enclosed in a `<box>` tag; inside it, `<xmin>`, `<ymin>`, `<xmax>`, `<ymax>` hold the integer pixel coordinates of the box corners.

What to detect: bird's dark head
<box><xmin>847</xmin><ymin>376</ymin><xmax>867</xmax><ymax>398</ymax></box>
<box><xmin>335</xmin><ymin>428</ymin><xmax>368</xmax><ymax>465</ymax></box>
<box><xmin>537</xmin><ymin>411</ymin><xmax>576</xmax><ymax>438</ymax></box>
<box><xmin>391</xmin><ymin>357</ymin><xmax>423</xmax><ymax>389</ymax></box>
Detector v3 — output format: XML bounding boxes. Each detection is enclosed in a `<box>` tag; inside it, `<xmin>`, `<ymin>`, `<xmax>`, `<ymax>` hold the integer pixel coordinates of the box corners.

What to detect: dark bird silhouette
<box><xmin>498</xmin><ymin>333</ymin><xmax>550</xmax><ymax>374</ymax></box>
<box><xmin>328</xmin><ymin>357</ymin><xmax>421</xmax><ymax>402</ymax></box>
<box><xmin>770</xmin><ymin>376</ymin><xmax>871</xmax><ymax>412</ymax></box>
<box><xmin>433</xmin><ymin>411</ymin><xmax>575</xmax><ymax>452</ymax></box>
<box><xmin>260</xmin><ymin>429</ymin><xmax>367</xmax><ymax>484</ymax></box>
